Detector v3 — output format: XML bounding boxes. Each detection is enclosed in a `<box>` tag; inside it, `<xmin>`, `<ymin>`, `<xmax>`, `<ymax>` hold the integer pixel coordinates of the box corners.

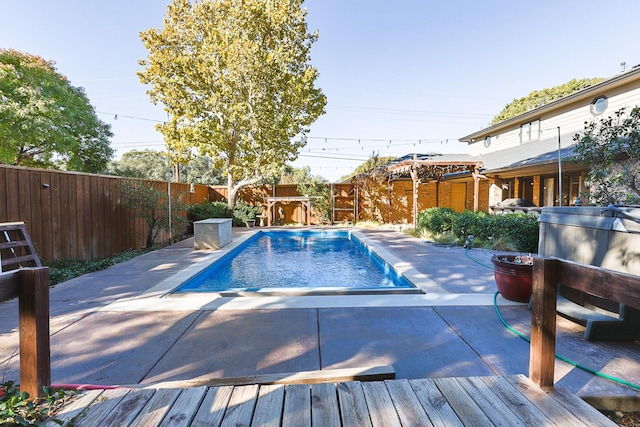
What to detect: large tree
<box><xmin>340</xmin><ymin>153</ymin><xmax>397</xmax><ymax>182</ymax></box>
<box><xmin>573</xmin><ymin>106</ymin><xmax>640</xmax><ymax>205</ymax></box>
<box><xmin>109</xmin><ymin>149</ymin><xmax>170</xmax><ymax>180</ymax></box>
<box><xmin>492</xmin><ymin>78</ymin><xmax>605</xmax><ymax>124</ymax></box>
<box><xmin>139</xmin><ymin>0</ymin><xmax>326</xmax><ymax>207</ymax></box>
<box><xmin>0</xmin><ymin>49</ymin><xmax>113</xmax><ymax>172</ymax></box>
<box><xmin>110</xmin><ymin>149</ymin><xmax>225</xmax><ymax>184</ymax></box>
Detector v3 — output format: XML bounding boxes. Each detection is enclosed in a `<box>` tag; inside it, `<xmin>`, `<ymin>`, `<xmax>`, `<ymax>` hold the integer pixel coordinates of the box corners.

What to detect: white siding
<box><xmin>466</xmin><ymin>77</ymin><xmax>640</xmax><ymax>157</ymax></box>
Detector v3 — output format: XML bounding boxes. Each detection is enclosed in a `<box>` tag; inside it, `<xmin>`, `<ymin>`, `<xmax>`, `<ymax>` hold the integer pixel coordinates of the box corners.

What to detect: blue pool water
<box><xmin>174</xmin><ymin>230</ymin><xmax>415</xmax><ymax>292</ymax></box>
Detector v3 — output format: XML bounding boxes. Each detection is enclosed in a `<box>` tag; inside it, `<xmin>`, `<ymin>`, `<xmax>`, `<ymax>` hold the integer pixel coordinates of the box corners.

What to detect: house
<box><xmin>457</xmin><ymin>65</ymin><xmax>640</xmax><ymax>212</ymax></box>
<box><xmin>346</xmin><ymin>66</ymin><xmax>640</xmax><ymax>225</ymax></box>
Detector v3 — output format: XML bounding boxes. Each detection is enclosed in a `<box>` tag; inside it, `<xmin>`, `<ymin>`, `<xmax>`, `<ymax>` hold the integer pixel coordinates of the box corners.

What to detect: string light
<box><xmin>96</xmin><ymin>111</ymin><xmax>164</xmax><ymax>123</ymax></box>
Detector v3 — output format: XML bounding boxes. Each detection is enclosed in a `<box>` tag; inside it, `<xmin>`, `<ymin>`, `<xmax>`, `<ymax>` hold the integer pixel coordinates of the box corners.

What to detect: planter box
<box><xmin>194</xmin><ymin>218</ymin><xmax>233</xmax><ymax>250</ymax></box>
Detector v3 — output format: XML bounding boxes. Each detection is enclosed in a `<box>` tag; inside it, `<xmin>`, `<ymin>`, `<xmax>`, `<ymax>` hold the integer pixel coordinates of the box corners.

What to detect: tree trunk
<box><xmin>227</xmin><ymin>172</ymin><xmax>236</xmax><ymax>208</ymax></box>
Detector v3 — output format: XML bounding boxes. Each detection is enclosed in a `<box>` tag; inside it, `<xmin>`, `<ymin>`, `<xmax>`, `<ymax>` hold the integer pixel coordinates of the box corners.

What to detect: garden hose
<box><xmin>465</xmin><ymin>248</ymin><xmax>640</xmax><ymax>391</ymax></box>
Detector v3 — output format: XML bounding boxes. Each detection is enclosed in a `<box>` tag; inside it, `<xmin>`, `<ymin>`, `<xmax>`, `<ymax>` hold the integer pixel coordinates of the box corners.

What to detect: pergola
<box><xmin>266</xmin><ymin>196</ymin><xmax>312</xmax><ymax>226</ymax></box>
<box><xmin>385</xmin><ymin>154</ymin><xmax>483</xmax><ymax>227</ymax></box>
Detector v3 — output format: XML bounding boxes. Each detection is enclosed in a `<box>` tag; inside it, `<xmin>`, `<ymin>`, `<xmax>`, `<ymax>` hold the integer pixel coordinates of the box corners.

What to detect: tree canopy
<box><xmin>492</xmin><ymin>77</ymin><xmax>605</xmax><ymax>124</ymax></box>
<box><xmin>573</xmin><ymin>106</ymin><xmax>640</xmax><ymax>205</ymax></box>
<box><xmin>276</xmin><ymin>165</ymin><xmax>325</xmax><ymax>184</ymax></box>
<box><xmin>109</xmin><ymin>150</ymin><xmax>170</xmax><ymax>181</ymax></box>
<box><xmin>109</xmin><ymin>149</ymin><xmax>225</xmax><ymax>184</ymax></box>
<box><xmin>0</xmin><ymin>49</ymin><xmax>113</xmax><ymax>172</ymax></box>
<box><xmin>139</xmin><ymin>0</ymin><xmax>326</xmax><ymax>206</ymax></box>
<box><xmin>340</xmin><ymin>154</ymin><xmax>398</xmax><ymax>182</ymax></box>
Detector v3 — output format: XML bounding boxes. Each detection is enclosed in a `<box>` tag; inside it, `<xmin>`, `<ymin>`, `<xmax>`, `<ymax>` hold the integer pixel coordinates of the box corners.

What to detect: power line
<box><xmin>96</xmin><ymin>111</ymin><xmax>165</xmax><ymax>123</ymax></box>
<box><xmin>328</xmin><ymin>104</ymin><xmax>493</xmax><ymax>118</ymax></box>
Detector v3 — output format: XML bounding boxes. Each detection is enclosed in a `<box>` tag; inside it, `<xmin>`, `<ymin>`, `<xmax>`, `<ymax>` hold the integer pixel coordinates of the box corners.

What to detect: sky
<box><xmin>2</xmin><ymin>0</ymin><xmax>640</xmax><ymax>182</ymax></box>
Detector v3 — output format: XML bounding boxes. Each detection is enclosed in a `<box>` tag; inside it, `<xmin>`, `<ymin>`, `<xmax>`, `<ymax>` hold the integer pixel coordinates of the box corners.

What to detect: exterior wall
<box><xmin>532</xmin><ymin>176</ymin><xmax>541</xmax><ymax>207</ymax></box>
<box><xmin>466</xmin><ymin>76</ymin><xmax>640</xmax><ymax>158</ymax></box>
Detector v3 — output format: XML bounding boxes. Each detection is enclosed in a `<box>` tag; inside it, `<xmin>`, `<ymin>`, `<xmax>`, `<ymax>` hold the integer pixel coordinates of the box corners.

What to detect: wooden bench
<box><xmin>530</xmin><ymin>256</ymin><xmax>640</xmax><ymax>388</ymax></box>
<box><xmin>0</xmin><ymin>222</ymin><xmax>50</xmax><ymax>398</ymax></box>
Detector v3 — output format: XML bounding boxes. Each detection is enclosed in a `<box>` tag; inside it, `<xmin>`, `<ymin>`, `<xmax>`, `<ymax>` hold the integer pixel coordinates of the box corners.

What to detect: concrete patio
<box><xmin>1</xmin><ymin>227</ymin><xmax>639</xmax><ymax>409</ymax></box>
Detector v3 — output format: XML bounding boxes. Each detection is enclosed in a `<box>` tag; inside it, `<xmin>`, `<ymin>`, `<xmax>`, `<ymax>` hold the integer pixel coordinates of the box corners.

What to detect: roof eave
<box><xmin>459</xmin><ymin>67</ymin><xmax>640</xmax><ymax>143</ymax></box>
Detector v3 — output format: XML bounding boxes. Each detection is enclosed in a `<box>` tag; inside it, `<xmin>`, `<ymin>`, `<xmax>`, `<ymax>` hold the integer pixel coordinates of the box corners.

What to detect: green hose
<box><xmin>493</xmin><ymin>291</ymin><xmax>640</xmax><ymax>391</ymax></box>
<box><xmin>465</xmin><ymin>248</ymin><xmax>640</xmax><ymax>391</ymax></box>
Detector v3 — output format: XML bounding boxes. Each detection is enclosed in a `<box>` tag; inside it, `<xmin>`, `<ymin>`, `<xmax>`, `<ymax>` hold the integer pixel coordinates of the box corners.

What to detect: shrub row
<box><xmin>189</xmin><ymin>200</ymin><xmax>262</xmax><ymax>227</ymax></box>
<box><xmin>417</xmin><ymin>207</ymin><xmax>539</xmax><ymax>253</ymax></box>
<box><xmin>47</xmin><ymin>248</ymin><xmax>152</xmax><ymax>285</ymax></box>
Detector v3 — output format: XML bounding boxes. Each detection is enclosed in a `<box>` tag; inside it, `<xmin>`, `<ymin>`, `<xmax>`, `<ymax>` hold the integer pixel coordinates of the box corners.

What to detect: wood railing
<box><xmin>529</xmin><ymin>257</ymin><xmax>640</xmax><ymax>388</ymax></box>
<box><xmin>0</xmin><ymin>223</ymin><xmax>50</xmax><ymax>398</ymax></box>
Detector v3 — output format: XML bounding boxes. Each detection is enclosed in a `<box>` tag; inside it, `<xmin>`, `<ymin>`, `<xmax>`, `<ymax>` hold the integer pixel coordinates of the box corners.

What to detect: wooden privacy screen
<box><xmin>529</xmin><ymin>257</ymin><xmax>640</xmax><ymax>388</ymax></box>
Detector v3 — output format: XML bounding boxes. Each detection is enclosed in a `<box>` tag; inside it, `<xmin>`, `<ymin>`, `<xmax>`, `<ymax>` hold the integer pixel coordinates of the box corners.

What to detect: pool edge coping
<box><xmin>97</xmin><ymin>227</ymin><xmax>517</xmax><ymax>312</ymax></box>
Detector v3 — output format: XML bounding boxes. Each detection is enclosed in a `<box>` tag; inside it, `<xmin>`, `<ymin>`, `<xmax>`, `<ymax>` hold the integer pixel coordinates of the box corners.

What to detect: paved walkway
<box><xmin>1</xmin><ymin>227</ymin><xmax>639</xmax><ymax>407</ymax></box>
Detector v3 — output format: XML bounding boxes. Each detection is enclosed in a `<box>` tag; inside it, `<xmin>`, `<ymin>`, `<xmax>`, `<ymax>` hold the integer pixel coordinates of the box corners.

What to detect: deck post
<box><xmin>18</xmin><ymin>267</ymin><xmax>51</xmax><ymax>398</ymax></box>
<box><xmin>529</xmin><ymin>257</ymin><xmax>558</xmax><ymax>388</ymax></box>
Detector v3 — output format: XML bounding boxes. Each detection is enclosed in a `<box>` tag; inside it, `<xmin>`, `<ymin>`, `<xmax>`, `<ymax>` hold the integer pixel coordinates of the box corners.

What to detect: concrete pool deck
<box><xmin>1</xmin><ymin>227</ymin><xmax>639</xmax><ymax>407</ymax></box>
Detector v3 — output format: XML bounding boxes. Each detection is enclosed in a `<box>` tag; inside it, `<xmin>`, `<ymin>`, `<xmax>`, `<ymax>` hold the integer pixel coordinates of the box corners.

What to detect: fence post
<box><xmin>18</xmin><ymin>267</ymin><xmax>51</xmax><ymax>398</ymax></box>
<box><xmin>529</xmin><ymin>257</ymin><xmax>558</xmax><ymax>388</ymax></box>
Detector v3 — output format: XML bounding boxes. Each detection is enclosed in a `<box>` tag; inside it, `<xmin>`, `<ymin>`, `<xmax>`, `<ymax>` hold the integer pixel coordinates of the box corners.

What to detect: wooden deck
<box><xmin>50</xmin><ymin>375</ymin><xmax>615</xmax><ymax>426</ymax></box>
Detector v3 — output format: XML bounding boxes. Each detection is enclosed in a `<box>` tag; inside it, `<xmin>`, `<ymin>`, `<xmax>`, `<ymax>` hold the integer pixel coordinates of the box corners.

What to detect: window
<box><xmin>520</xmin><ymin>119</ymin><xmax>540</xmax><ymax>143</ymax></box>
<box><xmin>591</xmin><ymin>96</ymin><xmax>607</xmax><ymax>115</ymax></box>
<box><xmin>484</xmin><ymin>136</ymin><xmax>491</xmax><ymax>147</ymax></box>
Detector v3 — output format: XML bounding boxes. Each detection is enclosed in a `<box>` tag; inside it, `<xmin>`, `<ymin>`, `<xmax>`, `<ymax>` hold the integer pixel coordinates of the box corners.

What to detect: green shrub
<box><xmin>452</xmin><ymin>210</ymin><xmax>491</xmax><ymax>241</ymax></box>
<box><xmin>189</xmin><ymin>201</ymin><xmax>233</xmax><ymax>221</ymax></box>
<box><xmin>418</xmin><ymin>207</ymin><xmax>457</xmax><ymax>233</ymax></box>
<box><xmin>488</xmin><ymin>213</ymin><xmax>539</xmax><ymax>253</ymax></box>
<box><xmin>417</xmin><ymin>208</ymin><xmax>539</xmax><ymax>253</ymax></box>
<box><xmin>232</xmin><ymin>200</ymin><xmax>263</xmax><ymax>226</ymax></box>
<box><xmin>47</xmin><ymin>248</ymin><xmax>151</xmax><ymax>285</ymax></box>
<box><xmin>0</xmin><ymin>380</ymin><xmax>77</xmax><ymax>425</ymax></box>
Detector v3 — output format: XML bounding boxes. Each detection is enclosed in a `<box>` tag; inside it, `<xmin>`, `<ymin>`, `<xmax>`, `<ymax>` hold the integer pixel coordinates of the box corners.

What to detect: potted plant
<box><xmin>233</xmin><ymin>201</ymin><xmax>261</xmax><ymax>228</ymax></box>
<box><xmin>491</xmin><ymin>254</ymin><xmax>533</xmax><ymax>302</ymax></box>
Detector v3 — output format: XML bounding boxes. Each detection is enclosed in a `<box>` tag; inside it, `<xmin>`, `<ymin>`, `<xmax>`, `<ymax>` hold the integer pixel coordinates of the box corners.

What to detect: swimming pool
<box><xmin>173</xmin><ymin>229</ymin><xmax>419</xmax><ymax>295</ymax></box>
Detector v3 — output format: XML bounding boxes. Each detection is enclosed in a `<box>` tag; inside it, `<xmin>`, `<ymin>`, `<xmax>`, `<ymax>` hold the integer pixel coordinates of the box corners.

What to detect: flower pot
<box><xmin>245</xmin><ymin>219</ymin><xmax>256</xmax><ymax>228</ymax></box>
<box><xmin>491</xmin><ymin>254</ymin><xmax>533</xmax><ymax>303</ymax></box>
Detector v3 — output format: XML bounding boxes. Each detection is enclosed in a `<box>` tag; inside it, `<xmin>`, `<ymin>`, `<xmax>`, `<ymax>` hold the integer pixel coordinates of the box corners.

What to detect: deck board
<box><xmin>158</xmin><ymin>386</ymin><xmax>207</xmax><ymax>427</ymax></box>
<box><xmin>384</xmin><ymin>379</ymin><xmax>433</xmax><ymax>426</ymax></box>
<box><xmin>311</xmin><ymin>382</ymin><xmax>341</xmax><ymax>426</ymax></box>
<box><xmin>281</xmin><ymin>383</ymin><xmax>310</xmax><ymax>427</ymax></box>
<box><xmin>60</xmin><ymin>375</ymin><xmax>615</xmax><ymax>427</ymax></box>
<box><xmin>408</xmin><ymin>378</ymin><xmax>463</xmax><ymax>426</ymax></box>
<box><xmin>220</xmin><ymin>384</ymin><xmax>259</xmax><ymax>427</ymax></box>
<box><xmin>190</xmin><ymin>386</ymin><xmax>233</xmax><ymax>427</ymax></box>
<box><xmin>132</xmin><ymin>388</ymin><xmax>181</xmax><ymax>427</ymax></box>
<box><xmin>337</xmin><ymin>381</ymin><xmax>372</xmax><ymax>427</ymax></box>
<box><xmin>251</xmin><ymin>384</ymin><xmax>285</xmax><ymax>427</ymax></box>
<box><xmin>74</xmin><ymin>388</ymin><xmax>130</xmax><ymax>427</ymax></box>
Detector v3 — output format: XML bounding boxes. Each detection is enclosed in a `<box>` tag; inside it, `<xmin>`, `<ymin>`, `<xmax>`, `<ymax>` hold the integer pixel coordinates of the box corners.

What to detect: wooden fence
<box><xmin>0</xmin><ymin>165</ymin><xmax>212</xmax><ymax>263</ymax></box>
<box><xmin>0</xmin><ymin>164</ymin><xmax>483</xmax><ymax>263</ymax></box>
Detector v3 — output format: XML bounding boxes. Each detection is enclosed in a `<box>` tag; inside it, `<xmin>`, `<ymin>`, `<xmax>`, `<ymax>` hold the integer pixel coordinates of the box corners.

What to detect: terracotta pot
<box><xmin>491</xmin><ymin>254</ymin><xmax>533</xmax><ymax>303</ymax></box>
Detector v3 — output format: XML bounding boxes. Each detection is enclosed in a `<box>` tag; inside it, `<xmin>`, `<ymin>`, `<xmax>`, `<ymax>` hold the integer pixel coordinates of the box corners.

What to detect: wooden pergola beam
<box><xmin>266</xmin><ymin>197</ymin><xmax>312</xmax><ymax>226</ymax></box>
